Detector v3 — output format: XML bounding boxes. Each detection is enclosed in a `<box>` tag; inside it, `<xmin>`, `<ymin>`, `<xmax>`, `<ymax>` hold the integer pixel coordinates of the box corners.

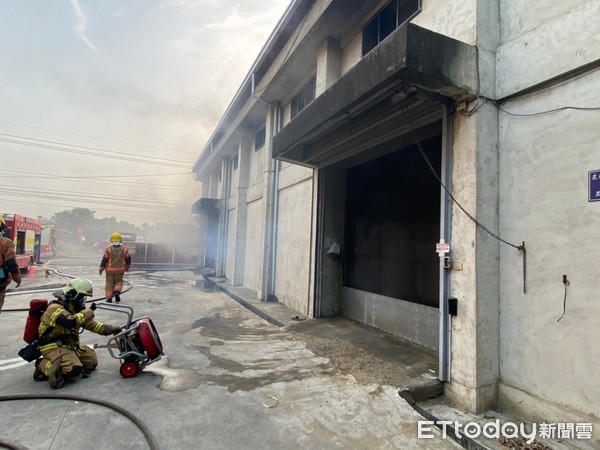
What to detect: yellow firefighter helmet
<box><xmin>109</xmin><ymin>232</ymin><xmax>122</xmax><ymax>245</ymax></box>
<box><xmin>62</xmin><ymin>278</ymin><xmax>94</xmax><ymax>312</ymax></box>
<box><xmin>63</xmin><ymin>277</ymin><xmax>94</xmax><ymax>298</ymax></box>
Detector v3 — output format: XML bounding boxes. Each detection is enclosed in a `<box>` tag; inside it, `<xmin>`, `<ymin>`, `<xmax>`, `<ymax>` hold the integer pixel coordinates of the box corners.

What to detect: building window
<box><xmin>255</xmin><ymin>126</ymin><xmax>266</xmax><ymax>151</ymax></box>
<box><xmin>362</xmin><ymin>0</ymin><xmax>421</xmax><ymax>56</ymax></box>
<box><xmin>290</xmin><ymin>77</ymin><xmax>316</xmax><ymax>119</ymax></box>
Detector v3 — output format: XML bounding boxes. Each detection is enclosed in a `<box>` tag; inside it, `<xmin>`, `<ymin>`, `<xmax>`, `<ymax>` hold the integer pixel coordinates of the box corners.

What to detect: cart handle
<box><xmin>95</xmin><ymin>303</ymin><xmax>134</xmax><ymax>328</ymax></box>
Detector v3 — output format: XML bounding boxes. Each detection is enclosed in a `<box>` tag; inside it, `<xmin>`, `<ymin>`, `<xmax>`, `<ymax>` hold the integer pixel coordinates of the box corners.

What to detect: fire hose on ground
<box><xmin>0</xmin><ymin>393</ymin><xmax>159</xmax><ymax>450</ymax></box>
<box><xmin>2</xmin><ymin>267</ymin><xmax>133</xmax><ymax>313</ymax></box>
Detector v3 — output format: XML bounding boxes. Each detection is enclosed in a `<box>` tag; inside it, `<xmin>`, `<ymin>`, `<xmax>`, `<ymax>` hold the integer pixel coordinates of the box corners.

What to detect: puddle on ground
<box><xmin>145</xmin><ymin>356</ymin><xmax>323</xmax><ymax>393</ymax></box>
<box><xmin>189</xmin><ymin>345</ymin><xmax>245</xmax><ymax>372</ymax></box>
<box><xmin>145</xmin><ymin>358</ymin><xmax>204</xmax><ymax>392</ymax></box>
<box><xmin>146</xmin><ymin>311</ymin><xmax>329</xmax><ymax>393</ymax></box>
<box><xmin>191</xmin><ymin>314</ymin><xmax>275</xmax><ymax>339</ymax></box>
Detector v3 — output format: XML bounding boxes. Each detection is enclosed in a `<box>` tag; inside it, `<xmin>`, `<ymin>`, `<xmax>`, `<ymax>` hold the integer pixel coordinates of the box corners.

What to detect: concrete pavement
<box><xmin>0</xmin><ymin>262</ymin><xmax>460</xmax><ymax>449</ymax></box>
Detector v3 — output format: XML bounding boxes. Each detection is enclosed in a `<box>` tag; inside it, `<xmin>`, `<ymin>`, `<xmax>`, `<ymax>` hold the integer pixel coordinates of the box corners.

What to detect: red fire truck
<box><xmin>1</xmin><ymin>213</ymin><xmax>41</xmax><ymax>271</ymax></box>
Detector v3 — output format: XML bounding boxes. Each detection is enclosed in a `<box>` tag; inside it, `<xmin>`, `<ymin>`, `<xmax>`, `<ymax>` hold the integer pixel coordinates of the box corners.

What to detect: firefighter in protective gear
<box><xmin>0</xmin><ymin>217</ymin><xmax>21</xmax><ymax>313</ymax></box>
<box><xmin>35</xmin><ymin>278</ymin><xmax>122</xmax><ymax>389</ymax></box>
<box><xmin>99</xmin><ymin>232</ymin><xmax>131</xmax><ymax>303</ymax></box>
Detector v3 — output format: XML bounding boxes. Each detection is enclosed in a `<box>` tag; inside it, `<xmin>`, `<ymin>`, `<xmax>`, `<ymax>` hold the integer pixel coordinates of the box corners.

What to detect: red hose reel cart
<box><xmin>96</xmin><ymin>303</ymin><xmax>164</xmax><ymax>378</ymax></box>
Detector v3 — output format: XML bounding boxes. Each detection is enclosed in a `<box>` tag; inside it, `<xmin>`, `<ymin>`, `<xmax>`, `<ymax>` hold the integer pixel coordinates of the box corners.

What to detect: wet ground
<box><xmin>0</xmin><ymin>258</ymin><xmax>459</xmax><ymax>450</ymax></box>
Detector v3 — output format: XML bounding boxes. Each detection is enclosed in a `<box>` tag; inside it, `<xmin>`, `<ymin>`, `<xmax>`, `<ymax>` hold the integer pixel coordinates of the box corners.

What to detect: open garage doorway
<box><xmin>340</xmin><ymin>134</ymin><xmax>442</xmax><ymax>350</ymax></box>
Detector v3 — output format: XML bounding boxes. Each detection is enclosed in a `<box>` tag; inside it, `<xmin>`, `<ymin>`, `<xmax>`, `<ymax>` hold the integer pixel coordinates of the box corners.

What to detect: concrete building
<box><xmin>192</xmin><ymin>0</ymin><xmax>600</xmax><ymax>434</ymax></box>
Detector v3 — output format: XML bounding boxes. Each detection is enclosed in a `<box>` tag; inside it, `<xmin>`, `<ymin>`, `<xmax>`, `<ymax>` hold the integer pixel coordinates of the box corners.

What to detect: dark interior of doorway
<box><xmin>343</xmin><ymin>134</ymin><xmax>441</xmax><ymax>307</ymax></box>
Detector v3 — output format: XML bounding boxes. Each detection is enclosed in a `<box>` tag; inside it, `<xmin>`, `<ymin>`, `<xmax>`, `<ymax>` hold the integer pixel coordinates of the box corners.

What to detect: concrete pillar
<box><xmin>446</xmin><ymin>102</ymin><xmax>500</xmax><ymax>412</ymax></box>
<box><xmin>315</xmin><ymin>166</ymin><xmax>346</xmax><ymax>317</ymax></box>
<box><xmin>232</xmin><ymin>139</ymin><xmax>251</xmax><ymax>285</ymax></box>
<box><xmin>216</xmin><ymin>159</ymin><xmax>231</xmax><ymax>278</ymax></box>
<box><xmin>445</xmin><ymin>0</ymin><xmax>501</xmax><ymax>413</ymax></box>
<box><xmin>316</xmin><ymin>37</ymin><xmax>341</xmax><ymax>96</ymax></box>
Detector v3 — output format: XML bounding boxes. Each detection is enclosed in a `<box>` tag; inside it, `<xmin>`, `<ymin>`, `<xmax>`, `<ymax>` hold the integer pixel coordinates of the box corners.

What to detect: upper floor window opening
<box><xmin>291</xmin><ymin>76</ymin><xmax>316</xmax><ymax>119</ymax></box>
<box><xmin>362</xmin><ymin>0</ymin><xmax>421</xmax><ymax>56</ymax></box>
<box><xmin>255</xmin><ymin>126</ymin><xmax>266</xmax><ymax>151</ymax></box>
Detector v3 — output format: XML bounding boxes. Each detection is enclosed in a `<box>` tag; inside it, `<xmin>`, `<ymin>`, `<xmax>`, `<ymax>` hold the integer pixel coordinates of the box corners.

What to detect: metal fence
<box><xmin>130</xmin><ymin>243</ymin><xmax>198</xmax><ymax>266</ymax></box>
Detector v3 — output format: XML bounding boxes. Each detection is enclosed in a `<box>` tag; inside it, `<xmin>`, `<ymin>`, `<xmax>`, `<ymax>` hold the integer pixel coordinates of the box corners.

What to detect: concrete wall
<box><xmin>316</xmin><ymin>38</ymin><xmax>341</xmax><ymax>95</ymax></box>
<box><xmin>412</xmin><ymin>0</ymin><xmax>477</xmax><ymax>45</ymax></box>
<box><xmin>475</xmin><ymin>0</ymin><xmax>600</xmax><ymax>430</ymax></box>
<box><xmin>241</xmin><ymin>127</ymin><xmax>267</xmax><ymax>293</ymax></box>
<box><xmin>496</xmin><ymin>0</ymin><xmax>600</xmax><ymax>98</ymax></box>
<box><xmin>497</xmin><ymin>68</ymin><xmax>600</xmax><ymax>427</ymax></box>
<box><xmin>243</xmin><ymin>199</ymin><xmax>264</xmax><ymax>293</ymax></box>
<box><xmin>225</xmin><ymin>206</ymin><xmax>237</xmax><ymax>281</ymax></box>
<box><xmin>206</xmin><ymin>169</ymin><xmax>220</xmax><ymax>198</ymax></box>
<box><xmin>342</xmin><ymin>287</ymin><xmax>439</xmax><ymax>351</ymax></box>
<box><xmin>340</xmin><ymin>33</ymin><xmax>361</xmax><ymax>75</ymax></box>
<box><xmin>249</xmin><ymin>139</ymin><xmax>266</xmax><ymax>187</ymax></box>
<box><xmin>273</xmin><ymin>164</ymin><xmax>314</xmax><ymax>314</ymax></box>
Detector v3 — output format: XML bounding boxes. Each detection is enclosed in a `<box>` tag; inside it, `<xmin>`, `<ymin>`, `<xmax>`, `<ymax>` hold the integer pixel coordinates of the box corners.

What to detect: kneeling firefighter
<box><xmin>35</xmin><ymin>278</ymin><xmax>122</xmax><ymax>389</ymax></box>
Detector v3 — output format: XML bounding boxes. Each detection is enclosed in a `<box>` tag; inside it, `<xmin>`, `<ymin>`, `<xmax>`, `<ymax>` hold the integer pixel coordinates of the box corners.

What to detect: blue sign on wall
<box><xmin>589</xmin><ymin>170</ymin><xmax>600</xmax><ymax>202</ymax></box>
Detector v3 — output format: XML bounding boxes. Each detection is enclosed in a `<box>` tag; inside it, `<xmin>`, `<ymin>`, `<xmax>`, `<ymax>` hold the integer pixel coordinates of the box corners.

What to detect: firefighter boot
<box><xmin>114</xmin><ymin>291</ymin><xmax>121</xmax><ymax>303</ymax></box>
<box><xmin>33</xmin><ymin>359</ymin><xmax>48</xmax><ymax>382</ymax></box>
<box><xmin>48</xmin><ymin>357</ymin><xmax>64</xmax><ymax>390</ymax></box>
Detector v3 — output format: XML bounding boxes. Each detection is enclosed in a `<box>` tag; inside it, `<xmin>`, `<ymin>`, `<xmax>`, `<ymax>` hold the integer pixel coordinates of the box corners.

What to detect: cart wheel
<box><xmin>120</xmin><ymin>361</ymin><xmax>138</xmax><ymax>378</ymax></box>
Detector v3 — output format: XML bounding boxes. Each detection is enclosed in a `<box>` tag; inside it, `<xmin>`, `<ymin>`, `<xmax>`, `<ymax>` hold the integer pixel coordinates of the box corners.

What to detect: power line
<box><xmin>0</xmin><ymin>169</ymin><xmax>194</xmax><ymax>179</ymax></box>
<box><xmin>0</xmin><ymin>132</ymin><xmax>192</xmax><ymax>164</ymax></box>
<box><xmin>0</xmin><ymin>120</ymin><xmax>197</xmax><ymax>156</ymax></box>
<box><xmin>0</xmin><ymin>168</ymin><xmax>196</xmax><ymax>191</ymax></box>
<box><xmin>0</xmin><ymin>135</ymin><xmax>192</xmax><ymax>168</ymax></box>
<box><xmin>460</xmin><ymin>96</ymin><xmax>600</xmax><ymax>118</ymax></box>
<box><xmin>0</xmin><ymin>193</ymin><xmax>190</xmax><ymax>213</ymax></box>
<box><xmin>497</xmin><ymin>104</ymin><xmax>600</xmax><ymax>116</ymax></box>
<box><xmin>0</xmin><ymin>195</ymin><xmax>190</xmax><ymax>215</ymax></box>
<box><xmin>0</xmin><ymin>187</ymin><xmax>193</xmax><ymax>213</ymax></box>
<box><xmin>0</xmin><ymin>194</ymin><xmax>187</xmax><ymax>212</ymax></box>
<box><xmin>0</xmin><ymin>184</ymin><xmax>191</xmax><ymax>208</ymax></box>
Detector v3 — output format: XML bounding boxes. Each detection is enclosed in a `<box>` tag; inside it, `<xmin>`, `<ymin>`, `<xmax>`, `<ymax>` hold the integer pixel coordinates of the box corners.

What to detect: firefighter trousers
<box><xmin>0</xmin><ymin>279</ymin><xmax>9</xmax><ymax>312</ymax></box>
<box><xmin>104</xmin><ymin>271</ymin><xmax>124</xmax><ymax>299</ymax></box>
<box><xmin>39</xmin><ymin>344</ymin><xmax>98</xmax><ymax>379</ymax></box>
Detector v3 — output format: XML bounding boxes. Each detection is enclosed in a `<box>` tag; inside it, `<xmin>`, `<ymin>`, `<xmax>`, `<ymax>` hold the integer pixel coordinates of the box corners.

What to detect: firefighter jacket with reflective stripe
<box><xmin>100</xmin><ymin>245</ymin><xmax>131</xmax><ymax>273</ymax></box>
<box><xmin>0</xmin><ymin>237</ymin><xmax>20</xmax><ymax>285</ymax></box>
<box><xmin>38</xmin><ymin>302</ymin><xmax>114</xmax><ymax>352</ymax></box>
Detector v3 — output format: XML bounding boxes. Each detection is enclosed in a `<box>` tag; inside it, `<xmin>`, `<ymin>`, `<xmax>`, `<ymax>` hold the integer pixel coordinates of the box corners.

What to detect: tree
<box><xmin>51</xmin><ymin>208</ymin><xmax>143</xmax><ymax>246</ymax></box>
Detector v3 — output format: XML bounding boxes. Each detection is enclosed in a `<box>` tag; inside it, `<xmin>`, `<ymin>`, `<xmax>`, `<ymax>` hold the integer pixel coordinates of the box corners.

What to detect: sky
<box><xmin>0</xmin><ymin>0</ymin><xmax>290</xmax><ymax>226</ymax></box>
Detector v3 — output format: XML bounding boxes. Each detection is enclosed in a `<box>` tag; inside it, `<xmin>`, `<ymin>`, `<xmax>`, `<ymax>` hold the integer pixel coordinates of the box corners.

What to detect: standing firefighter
<box><xmin>35</xmin><ymin>278</ymin><xmax>122</xmax><ymax>389</ymax></box>
<box><xmin>99</xmin><ymin>232</ymin><xmax>131</xmax><ymax>303</ymax></box>
<box><xmin>0</xmin><ymin>216</ymin><xmax>21</xmax><ymax>313</ymax></box>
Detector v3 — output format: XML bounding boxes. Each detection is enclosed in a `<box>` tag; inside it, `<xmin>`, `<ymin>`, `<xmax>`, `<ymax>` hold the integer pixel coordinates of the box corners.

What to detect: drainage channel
<box><xmin>200</xmin><ymin>275</ymin><xmax>284</xmax><ymax>328</ymax></box>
